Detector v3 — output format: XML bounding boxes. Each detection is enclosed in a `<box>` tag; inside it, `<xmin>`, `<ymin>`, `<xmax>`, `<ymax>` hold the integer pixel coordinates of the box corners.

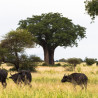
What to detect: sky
<box><xmin>0</xmin><ymin>0</ymin><xmax>98</xmax><ymax>60</ymax></box>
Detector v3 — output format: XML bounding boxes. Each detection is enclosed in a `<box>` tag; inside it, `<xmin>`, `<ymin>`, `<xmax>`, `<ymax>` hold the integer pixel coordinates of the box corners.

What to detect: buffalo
<box><xmin>61</xmin><ymin>73</ymin><xmax>88</xmax><ymax>90</ymax></box>
<box><xmin>9</xmin><ymin>70</ymin><xmax>32</xmax><ymax>86</ymax></box>
<box><xmin>0</xmin><ymin>69</ymin><xmax>8</xmax><ymax>88</ymax></box>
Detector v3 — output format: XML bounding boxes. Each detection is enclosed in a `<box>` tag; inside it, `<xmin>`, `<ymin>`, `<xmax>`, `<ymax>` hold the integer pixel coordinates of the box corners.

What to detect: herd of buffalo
<box><xmin>0</xmin><ymin>69</ymin><xmax>32</xmax><ymax>88</ymax></box>
<box><xmin>0</xmin><ymin>69</ymin><xmax>88</xmax><ymax>90</ymax></box>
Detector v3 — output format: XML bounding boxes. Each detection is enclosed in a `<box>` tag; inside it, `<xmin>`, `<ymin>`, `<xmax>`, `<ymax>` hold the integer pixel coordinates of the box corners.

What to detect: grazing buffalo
<box><xmin>61</xmin><ymin>73</ymin><xmax>88</xmax><ymax>90</ymax></box>
<box><xmin>9</xmin><ymin>70</ymin><xmax>32</xmax><ymax>86</ymax></box>
<box><xmin>0</xmin><ymin>69</ymin><xmax>8</xmax><ymax>88</ymax></box>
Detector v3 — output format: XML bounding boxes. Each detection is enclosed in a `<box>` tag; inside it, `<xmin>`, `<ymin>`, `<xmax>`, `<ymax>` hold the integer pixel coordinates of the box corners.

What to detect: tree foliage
<box><xmin>0</xmin><ymin>29</ymin><xmax>34</xmax><ymax>70</ymax></box>
<box><xmin>15</xmin><ymin>55</ymin><xmax>41</xmax><ymax>71</ymax></box>
<box><xmin>67</xmin><ymin>58</ymin><xmax>82</xmax><ymax>70</ymax></box>
<box><xmin>1</xmin><ymin>29</ymin><xmax>34</xmax><ymax>51</ymax></box>
<box><xmin>28</xmin><ymin>55</ymin><xmax>43</xmax><ymax>62</ymax></box>
<box><xmin>85</xmin><ymin>0</ymin><xmax>98</xmax><ymax>20</ymax></box>
<box><xmin>84</xmin><ymin>57</ymin><xmax>97</xmax><ymax>65</ymax></box>
<box><xmin>18</xmin><ymin>12</ymin><xmax>86</xmax><ymax>65</ymax></box>
<box><xmin>58</xmin><ymin>58</ymin><xmax>66</xmax><ymax>62</ymax></box>
<box><xmin>19</xmin><ymin>12</ymin><xmax>86</xmax><ymax>47</ymax></box>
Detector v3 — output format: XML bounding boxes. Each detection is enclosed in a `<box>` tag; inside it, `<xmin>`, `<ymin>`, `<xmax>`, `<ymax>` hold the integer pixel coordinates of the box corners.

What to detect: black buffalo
<box><xmin>9</xmin><ymin>70</ymin><xmax>32</xmax><ymax>86</ymax></box>
<box><xmin>0</xmin><ymin>69</ymin><xmax>8</xmax><ymax>88</ymax></box>
<box><xmin>61</xmin><ymin>73</ymin><xmax>88</xmax><ymax>90</ymax></box>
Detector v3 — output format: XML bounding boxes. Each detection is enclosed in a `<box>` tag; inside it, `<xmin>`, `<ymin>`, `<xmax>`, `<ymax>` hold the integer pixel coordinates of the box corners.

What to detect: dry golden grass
<box><xmin>36</xmin><ymin>66</ymin><xmax>65</xmax><ymax>72</ymax></box>
<box><xmin>0</xmin><ymin>63</ymin><xmax>13</xmax><ymax>70</ymax></box>
<box><xmin>0</xmin><ymin>63</ymin><xmax>98</xmax><ymax>97</ymax></box>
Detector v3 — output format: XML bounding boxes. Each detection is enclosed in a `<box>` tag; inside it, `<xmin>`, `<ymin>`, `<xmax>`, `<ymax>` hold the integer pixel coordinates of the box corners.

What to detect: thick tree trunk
<box><xmin>43</xmin><ymin>46</ymin><xmax>55</xmax><ymax>65</ymax></box>
<box><xmin>49</xmin><ymin>49</ymin><xmax>54</xmax><ymax>65</ymax></box>
<box><xmin>43</xmin><ymin>46</ymin><xmax>49</xmax><ymax>65</ymax></box>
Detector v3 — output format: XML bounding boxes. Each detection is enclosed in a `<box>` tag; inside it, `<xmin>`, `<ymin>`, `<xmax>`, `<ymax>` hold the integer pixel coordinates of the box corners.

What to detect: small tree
<box><xmin>58</xmin><ymin>58</ymin><xmax>66</xmax><ymax>62</ymax></box>
<box><xmin>0</xmin><ymin>29</ymin><xmax>34</xmax><ymax>70</ymax></box>
<box><xmin>67</xmin><ymin>58</ymin><xmax>82</xmax><ymax>71</ymax></box>
<box><xmin>84</xmin><ymin>57</ymin><xmax>97</xmax><ymax>65</ymax></box>
<box><xmin>85</xmin><ymin>0</ymin><xmax>98</xmax><ymax>20</ymax></box>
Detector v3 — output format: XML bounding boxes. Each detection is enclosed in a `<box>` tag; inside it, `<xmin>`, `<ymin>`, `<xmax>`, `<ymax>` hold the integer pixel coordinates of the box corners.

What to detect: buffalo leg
<box><xmin>2</xmin><ymin>81</ymin><xmax>7</xmax><ymax>88</ymax></box>
<box><xmin>80</xmin><ymin>84</ymin><xmax>84</xmax><ymax>90</ymax></box>
<box><xmin>73</xmin><ymin>84</ymin><xmax>77</xmax><ymax>91</ymax></box>
<box><xmin>84</xmin><ymin>83</ymin><xmax>87</xmax><ymax>91</ymax></box>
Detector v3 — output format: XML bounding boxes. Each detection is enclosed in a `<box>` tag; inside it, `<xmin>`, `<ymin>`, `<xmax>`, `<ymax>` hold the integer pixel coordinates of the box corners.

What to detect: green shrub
<box><xmin>58</xmin><ymin>58</ymin><xmax>66</xmax><ymax>62</ymax></box>
<box><xmin>41</xmin><ymin>63</ymin><xmax>61</xmax><ymax>67</ymax></box>
<box><xmin>19</xmin><ymin>55</ymin><xmax>37</xmax><ymax>71</ymax></box>
<box><xmin>96</xmin><ymin>61</ymin><xmax>98</xmax><ymax>66</ymax></box>
<box><xmin>84</xmin><ymin>57</ymin><xmax>97</xmax><ymax>66</ymax></box>
<box><xmin>41</xmin><ymin>63</ymin><xmax>49</xmax><ymax>66</ymax></box>
<box><xmin>53</xmin><ymin>63</ymin><xmax>61</xmax><ymax>66</ymax></box>
<box><xmin>9</xmin><ymin>54</ymin><xmax>38</xmax><ymax>72</ymax></box>
<box><xmin>9</xmin><ymin>67</ymin><xmax>17</xmax><ymax>71</ymax></box>
<box><xmin>29</xmin><ymin>55</ymin><xmax>43</xmax><ymax>62</ymax></box>
<box><xmin>67</xmin><ymin>58</ymin><xmax>82</xmax><ymax>70</ymax></box>
<box><xmin>10</xmin><ymin>64</ymin><xmax>36</xmax><ymax>72</ymax></box>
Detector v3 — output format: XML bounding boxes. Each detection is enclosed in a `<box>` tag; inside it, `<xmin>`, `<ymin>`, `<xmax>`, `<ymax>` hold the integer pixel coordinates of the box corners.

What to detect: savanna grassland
<box><xmin>0</xmin><ymin>63</ymin><xmax>98</xmax><ymax>98</ymax></box>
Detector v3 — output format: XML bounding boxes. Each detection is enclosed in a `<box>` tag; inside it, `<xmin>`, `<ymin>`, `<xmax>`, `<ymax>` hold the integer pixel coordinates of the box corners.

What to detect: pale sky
<box><xmin>0</xmin><ymin>0</ymin><xmax>98</xmax><ymax>60</ymax></box>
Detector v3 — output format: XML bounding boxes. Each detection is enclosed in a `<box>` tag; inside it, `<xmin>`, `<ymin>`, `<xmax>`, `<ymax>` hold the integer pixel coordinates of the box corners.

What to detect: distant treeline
<box><xmin>56</xmin><ymin>57</ymin><xmax>98</xmax><ymax>66</ymax></box>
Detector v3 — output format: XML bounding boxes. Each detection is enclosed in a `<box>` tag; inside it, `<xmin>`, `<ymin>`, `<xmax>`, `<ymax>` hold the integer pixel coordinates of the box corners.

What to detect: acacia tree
<box><xmin>85</xmin><ymin>0</ymin><xmax>98</xmax><ymax>20</ymax></box>
<box><xmin>67</xmin><ymin>58</ymin><xmax>82</xmax><ymax>70</ymax></box>
<box><xmin>18</xmin><ymin>12</ymin><xmax>86</xmax><ymax>65</ymax></box>
<box><xmin>0</xmin><ymin>29</ymin><xmax>34</xmax><ymax>70</ymax></box>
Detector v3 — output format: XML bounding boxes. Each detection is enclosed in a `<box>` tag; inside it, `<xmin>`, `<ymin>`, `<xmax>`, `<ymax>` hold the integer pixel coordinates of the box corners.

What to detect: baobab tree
<box><xmin>18</xmin><ymin>12</ymin><xmax>86</xmax><ymax>65</ymax></box>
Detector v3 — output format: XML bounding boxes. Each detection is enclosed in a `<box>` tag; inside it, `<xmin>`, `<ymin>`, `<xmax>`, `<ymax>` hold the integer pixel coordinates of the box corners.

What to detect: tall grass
<box><xmin>0</xmin><ymin>65</ymin><xmax>98</xmax><ymax>98</ymax></box>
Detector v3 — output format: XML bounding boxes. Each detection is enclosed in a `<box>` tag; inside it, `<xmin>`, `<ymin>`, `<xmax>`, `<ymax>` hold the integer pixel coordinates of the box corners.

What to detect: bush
<box><xmin>84</xmin><ymin>57</ymin><xmax>97</xmax><ymax>66</ymax></box>
<box><xmin>67</xmin><ymin>58</ymin><xmax>82</xmax><ymax>65</ymax></box>
<box><xmin>10</xmin><ymin>63</ymin><xmax>36</xmax><ymax>72</ymax></box>
<box><xmin>19</xmin><ymin>54</ymin><xmax>37</xmax><ymax>71</ymax></box>
<box><xmin>58</xmin><ymin>58</ymin><xmax>66</xmax><ymax>62</ymax></box>
<box><xmin>52</xmin><ymin>63</ymin><xmax>61</xmax><ymax>66</ymax></box>
<box><xmin>41</xmin><ymin>63</ymin><xmax>61</xmax><ymax>67</ymax></box>
<box><xmin>41</xmin><ymin>63</ymin><xmax>49</xmax><ymax>66</ymax></box>
<box><xmin>29</xmin><ymin>55</ymin><xmax>43</xmax><ymax>62</ymax></box>
<box><xmin>96</xmin><ymin>61</ymin><xmax>98</xmax><ymax>66</ymax></box>
<box><xmin>67</xmin><ymin>58</ymin><xmax>82</xmax><ymax>70</ymax></box>
<box><xmin>9</xmin><ymin>54</ymin><xmax>38</xmax><ymax>72</ymax></box>
<box><xmin>9</xmin><ymin>67</ymin><xmax>17</xmax><ymax>71</ymax></box>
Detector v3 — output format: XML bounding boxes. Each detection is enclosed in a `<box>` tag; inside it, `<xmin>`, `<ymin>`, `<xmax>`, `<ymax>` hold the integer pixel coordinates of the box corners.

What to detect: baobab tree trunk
<box><xmin>43</xmin><ymin>46</ymin><xmax>55</xmax><ymax>65</ymax></box>
<box><xmin>43</xmin><ymin>46</ymin><xmax>49</xmax><ymax>65</ymax></box>
<box><xmin>49</xmin><ymin>49</ymin><xmax>54</xmax><ymax>65</ymax></box>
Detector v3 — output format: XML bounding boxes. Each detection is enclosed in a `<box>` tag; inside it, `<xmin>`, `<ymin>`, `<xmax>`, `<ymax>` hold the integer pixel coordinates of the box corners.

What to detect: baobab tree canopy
<box><xmin>18</xmin><ymin>12</ymin><xmax>86</xmax><ymax>65</ymax></box>
<box><xmin>85</xmin><ymin>0</ymin><xmax>98</xmax><ymax>20</ymax></box>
